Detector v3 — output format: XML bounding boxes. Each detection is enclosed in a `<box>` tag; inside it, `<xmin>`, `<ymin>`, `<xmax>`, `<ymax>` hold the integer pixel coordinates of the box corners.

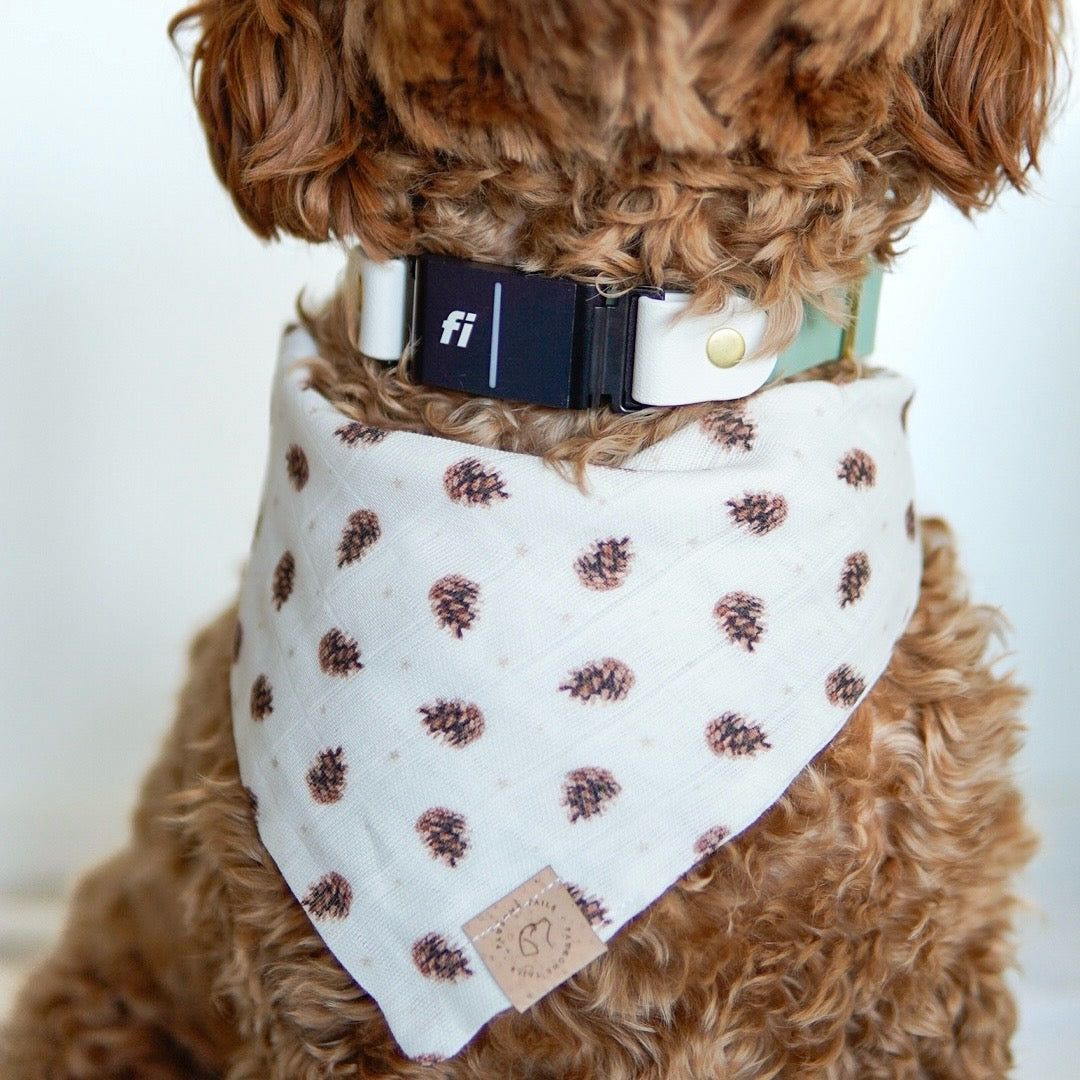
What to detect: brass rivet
<box><xmin>706</xmin><ymin>327</ymin><xmax>745</xmax><ymax>369</ymax></box>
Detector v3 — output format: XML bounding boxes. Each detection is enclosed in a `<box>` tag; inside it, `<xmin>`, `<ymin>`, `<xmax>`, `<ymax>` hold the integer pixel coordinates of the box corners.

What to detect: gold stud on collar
<box><xmin>706</xmin><ymin>327</ymin><xmax>746</xmax><ymax>369</ymax></box>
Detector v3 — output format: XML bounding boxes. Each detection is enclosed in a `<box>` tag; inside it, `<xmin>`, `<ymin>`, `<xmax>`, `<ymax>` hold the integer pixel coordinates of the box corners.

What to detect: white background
<box><xmin>1</xmin><ymin>2</ymin><xmax>1077</xmax><ymax>1072</ymax></box>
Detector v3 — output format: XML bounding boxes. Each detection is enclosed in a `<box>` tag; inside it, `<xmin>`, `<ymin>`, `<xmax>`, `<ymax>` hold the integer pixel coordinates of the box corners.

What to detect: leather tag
<box><xmin>462</xmin><ymin>867</ymin><xmax>607</xmax><ymax>1012</ymax></box>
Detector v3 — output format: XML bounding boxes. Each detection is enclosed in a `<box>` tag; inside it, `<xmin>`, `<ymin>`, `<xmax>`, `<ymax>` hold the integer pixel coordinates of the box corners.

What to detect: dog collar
<box><xmin>352</xmin><ymin>252</ymin><xmax>883</xmax><ymax>411</ymax></box>
<box><xmin>232</xmin><ymin>326</ymin><xmax>920</xmax><ymax>1060</ymax></box>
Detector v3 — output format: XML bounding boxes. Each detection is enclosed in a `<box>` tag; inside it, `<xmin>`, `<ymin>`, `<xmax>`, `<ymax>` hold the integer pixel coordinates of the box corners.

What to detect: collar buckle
<box><xmin>410</xmin><ymin>253</ymin><xmax>656</xmax><ymax>411</ymax></box>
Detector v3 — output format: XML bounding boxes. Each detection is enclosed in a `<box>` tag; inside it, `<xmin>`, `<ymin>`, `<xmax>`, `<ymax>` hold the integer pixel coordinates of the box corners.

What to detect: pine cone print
<box><xmin>443</xmin><ymin>458</ymin><xmax>510</xmax><ymax>506</ymax></box>
<box><xmin>700</xmin><ymin>406</ymin><xmax>756</xmax><ymax>452</ymax></box>
<box><xmin>905</xmin><ymin>502</ymin><xmax>917</xmax><ymax>541</ymax></box>
<box><xmin>271</xmin><ymin>551</ymin><xmax>296</xmax><ymax>610</ymax></box>
<box><xmin>559</xmin><ymin>659</ymin><xmax>635</xmax><ymax>703</ymax></box>
<box><xmin>428</xmin><ymin>574</ymin><xmax>480</xmax><ymax>637</ymax></box>
<box><xmin>574</xmin><ymin>537</ymin><xmax>634</xmax><ymax>591</ymax></box>
<box><xmin>566</xmin><ymin>883</ymin><xmax>610</xmax><ymax>928</ymax></box>
<box><xmin>285</xmin><ymin>443</ymin><xmax>310</xmax><ymax>491</ymax></box>
<box><xmin>826</xmin><ymin>664</ymin><xmax>866</xmax><ymax>708</ymax></box>
<box><xmin>250</xmin><ymin>674</ymin><xmax>273</xmax><ymax>721</ymax></box>
<box><xmin>726</xmin><ymin>492</ymin><xmax>789</xmax><ymax>536</ymax></box>
<box><xmin>694</xmin><ymin>825</ymin><xmax>731</xmax><ymax>858</ymax></box>
<box><xmin>562</xmin><ymin>766</ymin><xmax>621</xmax><ymax>823</ymax></box>
<box><xmin>232</xmin><ymin>619</ymin><xmax>243</xmax><ymax>663</ymax></box>
<box><xmin>838</xmin><ymin>449</ymin><xmax>877</xmax><ymax>489</ymax></box>
<box><xmin>243</xmin><ymin>785</ymin><xmax>259</xmax><ymax>820</ymax></box>
<box><xmin>838</xmin><ymin>551</ymin><xmax>871</xmax><ymax>608</ymax></box>
<box><xmin>419</xmin><ymin>699</ymin><xmax>485</xmax><ymax>747</ymax></box>
<box><xmin>713</xmin><ymin>592</ymin><xmax>766</xmax><ymax>652</ymax></box>
<box><xmin>334</xmin><ymin>421</ymin><xmax>387</xmax><ymax>447</ymax></box>
<box><xmin>416</xmin><ymin>807</ymin><xmax>470</xmax><ymax>867</ymax></box>
<box><xmin>337</xmin><ymin>509</ymin><xmax>382</xmax><ymax>568</ymax></box>
<box><xmin>411</xmin><ymin>933</ymin><xmax>473</xmax><ymax>981</ymax></box>
<box><xmin>302</xmin><ymin>871</ymin><xmax>353</xmax><ymax>920</ymax></box>
<box><xmin>306</xmin><ymin>747</ymin><xmax>348</xmax><ymax>804</ymax></box>
<box><xmin>705</xmin><ymin>712</ymin><xmax>771</xmax><ymax>757</ymax></box>
<box><xmin>318</xmin><ymin>628</ymin><xmax>363</xmax><ymax>676</ymax></box>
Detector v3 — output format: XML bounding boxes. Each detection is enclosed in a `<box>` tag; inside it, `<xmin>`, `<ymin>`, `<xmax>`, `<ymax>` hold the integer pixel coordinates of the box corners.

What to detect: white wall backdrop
<box><xmin>2</xmin><ymin>2</ymin><xmax>1077</xmax><ymax>1071</ymax></box>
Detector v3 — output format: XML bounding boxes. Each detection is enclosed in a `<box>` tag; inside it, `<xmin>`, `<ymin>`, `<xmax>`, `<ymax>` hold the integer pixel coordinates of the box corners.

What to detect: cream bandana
<box><xmin>231</xmin><ymin>326</ymin><xmax>921</xmax><ymax>1062</ymax></box>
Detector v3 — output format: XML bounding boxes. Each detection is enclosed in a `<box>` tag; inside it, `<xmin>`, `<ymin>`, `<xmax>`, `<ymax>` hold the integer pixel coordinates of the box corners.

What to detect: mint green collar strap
<box><xmin>773</xmin><ymin>266</ymin><xmax>884</xmax><ymax>383</ymax></box>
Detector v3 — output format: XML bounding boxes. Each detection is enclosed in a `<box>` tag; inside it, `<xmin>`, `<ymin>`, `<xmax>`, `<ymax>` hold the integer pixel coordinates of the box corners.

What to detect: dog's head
<box><xmin>174</xmin><ymin>0</ymin><xmax>1060</xmax><ymax>313</ymax></box>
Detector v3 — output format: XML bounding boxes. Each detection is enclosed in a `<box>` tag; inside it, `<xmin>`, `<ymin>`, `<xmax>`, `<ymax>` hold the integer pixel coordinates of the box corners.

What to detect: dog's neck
<box><xmin>299</xmin><ymin>259</ymin><xmax>869</xmax><ymax>473</ymax></box>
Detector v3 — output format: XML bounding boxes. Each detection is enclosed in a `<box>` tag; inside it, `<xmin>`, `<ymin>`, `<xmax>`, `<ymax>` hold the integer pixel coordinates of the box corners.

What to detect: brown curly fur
<box><xmin>1</xmin><ymin>0</ymin><xmax>1061</xmax><ymax>1075</ymax></box>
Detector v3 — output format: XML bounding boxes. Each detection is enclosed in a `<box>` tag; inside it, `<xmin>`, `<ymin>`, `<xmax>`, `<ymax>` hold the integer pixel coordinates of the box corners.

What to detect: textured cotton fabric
<box><xmin>231</xmin><ymin>326</ymin><xmax>921</xmax><ymax>1061</ymax></box>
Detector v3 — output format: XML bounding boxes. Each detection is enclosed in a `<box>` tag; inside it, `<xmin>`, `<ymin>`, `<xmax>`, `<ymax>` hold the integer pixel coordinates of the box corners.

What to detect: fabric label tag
<box><xmin>463</xmin><ymin>867</ymin><xmax>607</xmax><ymax>1012</ymax></box>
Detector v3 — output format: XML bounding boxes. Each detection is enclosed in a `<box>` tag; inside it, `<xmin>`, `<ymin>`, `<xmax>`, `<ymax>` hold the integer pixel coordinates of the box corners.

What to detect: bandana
<box><xmin>231</xmin><ymin>326</ymin><xmax>921</xmax><ymax>1061</ymax></box>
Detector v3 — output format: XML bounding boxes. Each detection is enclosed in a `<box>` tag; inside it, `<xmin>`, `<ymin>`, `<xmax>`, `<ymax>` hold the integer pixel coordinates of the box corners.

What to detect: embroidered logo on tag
<box><xmin>462</xmin><ymin>867</ymin><xmax>607</xmax><ymax>1012</ymax></box>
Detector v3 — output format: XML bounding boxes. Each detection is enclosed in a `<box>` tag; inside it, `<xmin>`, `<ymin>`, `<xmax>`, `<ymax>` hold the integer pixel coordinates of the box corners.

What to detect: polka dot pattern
<box><xmin>230</xmin><ymin>329</ymin><xmax>921</xmax><ymax>1062</ymax></box>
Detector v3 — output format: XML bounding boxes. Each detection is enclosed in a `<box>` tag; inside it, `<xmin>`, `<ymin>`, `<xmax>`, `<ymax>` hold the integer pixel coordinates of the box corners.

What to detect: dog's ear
<box><xmin>170</xmin><ymin>1</ymin><xmax>412</xmax><ymax>250</ymax></box>
<box><xmin>898</xmin><ymin>0</ymin><xmax>1062</xmax><ymax>211</ymax></box>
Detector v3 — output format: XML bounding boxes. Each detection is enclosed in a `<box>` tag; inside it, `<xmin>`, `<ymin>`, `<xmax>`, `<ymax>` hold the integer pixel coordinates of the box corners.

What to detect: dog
<box><xmin>1</xmin><ymin>1</ymin><xmax>1061</xmax><ymax>1076</ymax></box>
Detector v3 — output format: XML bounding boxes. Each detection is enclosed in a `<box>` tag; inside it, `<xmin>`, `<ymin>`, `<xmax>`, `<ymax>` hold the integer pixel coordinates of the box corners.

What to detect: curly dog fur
<box><xmin>1</xmin><ymin>0</ymin><xmax>1061</xmax><ymax>1076</ymax></box>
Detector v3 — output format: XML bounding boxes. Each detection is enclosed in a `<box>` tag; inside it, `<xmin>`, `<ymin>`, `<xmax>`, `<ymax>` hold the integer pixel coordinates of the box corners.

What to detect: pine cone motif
<box><xmin>306</xmin><ymin>747</ymin><xmax>348</xmax><ymax>804</ymax></box>
<box><xmin>559</xmin><ymin>659</ymin><xmax>635</xmax><ymax>703</ymax></box>
<box><xmin>727</xmin><ymin>492</ymin><xmax>789</xmax><ymax>536</ymax></box>
<box><xmin>700</xmin><ymin>406</ymin><xmax>756</xmax><ymax>452</ymax></box>
<box><xmin>574</xmin><ymin>537</ymin><xmax>634</xmax><ymax>591</ymax></box>
<box><xmin>705</xmin><ymin>712</ymin><xmax>771</xmax><ymax>757</ymax></box>
<box><xmin>839</xmin><ymin>551</ymin><xmax>871</xmax><ymax>607</ymax></box>
<box><xmin>411</xmin><ymin>933</ymin><xmax>473</xmax><ymax>981</ymax></box>
<box><xmin>337</xmin><ymin>509</ymin><xmax>381</xmax><ymax>568</ymax></box>
<box><xmin>443</xmin><ymin>458</ymin><xmax>510</xmax><ymax>506</ymax></box>
<box><xmin>826</xmin><ymin>665</ymin><xmax>866</xmax><ymax>708</ymax></box>
<box><xmin>302</xmin><ymin>871</ymin><xmax>353</xmax><ymax>920</ymax></box>
<box><xmin>905</xmin><ymin>502</ymin><xmax>917</xmax><ymax>541</ymax></box>
<box><xmin>271</xmin><ymin>551</ymin><xmax>296</xmax><ymax>610</ymax></box>
<box><xmin>713</xmin><ymin>592</ymin><xmax>766</xmax><ymax>652</ymax></box>
<box><xmin>428</xmin><ymin>574</ymin><xmax>480</xmax><ymax>637</ymax></box>
<box><xmin>416</xmin><ymin>807</ymin><xmax>470</xmax><ymax>867</ymax></box>
<box><xmin>562</xmin><ymin>766</ymin><xmax>621</xmax><ymax>823</ymax></box>
<box><xmin>232</xmin><ymin>619</ymin><xmax>243</xmax><ymax>663</ymax></box>
<box><xmin>334</xmin><ymin>421</ymin><xmax>387</xmax><ymax>447</ymax></box>
<box><xmin>318</xmin><ymin>628</ymin><xmax>363</xmax><ymax>676</ymax></box>
<box><xmin>285</xmin><ymin>443</ymin><xmax>310</xmax><ymax>491</ymax></box>
<box><xmin>566</xmin><ymin>883</ymin><xmax>610</xmax><ymax>927</ymax></box>
<box><xmin>693</xmin><ymin>825</ymin><xmax>731</xmax><ymax>858</ymax></box>
<box><xmin>249</xmin><ymin>674</ymin><xmax>273</xmax><ymax>721</ymax></box>
<box><xmin>418</xmin><ymin>699</ymin><xmax>485</xmax><ymax>748</ymax></box>
<box><xmin>837</xmin><ymin>449</ymin><xmax>876</xmax><ymax>489</ymax></box>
